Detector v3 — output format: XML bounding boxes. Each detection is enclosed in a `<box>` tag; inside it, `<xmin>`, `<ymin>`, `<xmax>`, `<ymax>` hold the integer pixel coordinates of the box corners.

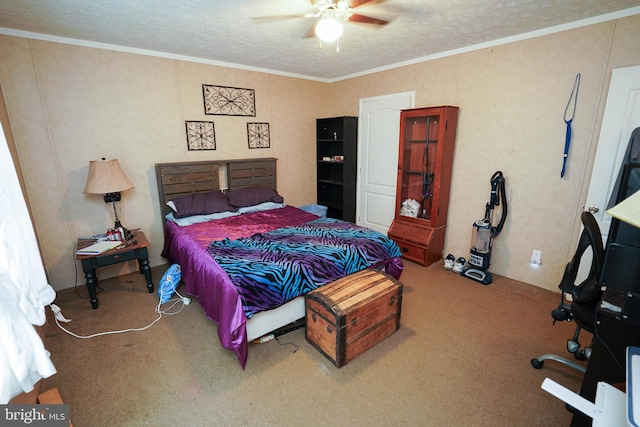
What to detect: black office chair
<box><xmin>531</xmin><ymin>211</ymin><xmax>605</xmax><ymax>373</ymax></box>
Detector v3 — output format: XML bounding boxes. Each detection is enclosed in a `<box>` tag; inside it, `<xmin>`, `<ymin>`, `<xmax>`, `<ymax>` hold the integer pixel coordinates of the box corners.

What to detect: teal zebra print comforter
<box><xmin>207</xmin><ymin>217</ymin><xmax>402</xmax><ymax>318</ymax></box>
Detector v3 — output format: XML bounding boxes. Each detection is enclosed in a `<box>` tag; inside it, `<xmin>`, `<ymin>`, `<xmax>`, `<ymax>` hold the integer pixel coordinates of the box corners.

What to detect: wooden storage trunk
<box><xmin>305</xmin><ymin>269</ymin><xmax>403</xmax><ymax>367</ymax></box>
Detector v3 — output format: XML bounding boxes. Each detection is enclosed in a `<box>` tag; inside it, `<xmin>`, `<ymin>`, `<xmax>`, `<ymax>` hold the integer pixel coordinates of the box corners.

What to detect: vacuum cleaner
<box><xmin>461</xmin><ymin>171</ymin><xmax>507</xmax><ymax>285</ymax></box>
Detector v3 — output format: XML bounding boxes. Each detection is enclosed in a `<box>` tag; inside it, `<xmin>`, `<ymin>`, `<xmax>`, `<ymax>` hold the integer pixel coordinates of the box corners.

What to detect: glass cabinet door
<box><xmin>398</xmin><ymin>112</ymin><xmax>440</xmax><ymax>222</ymax></box>
<box><xmin>389</xmin><ymin>105</ymin><xmax>458</xmax><ymax>266</ymax></box>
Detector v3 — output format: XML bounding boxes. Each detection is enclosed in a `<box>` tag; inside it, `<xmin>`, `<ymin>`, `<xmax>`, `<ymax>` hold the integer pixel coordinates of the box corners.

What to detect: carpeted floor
<box><xmin>41</xmin><ymin>260</ymin><xmax>585</xmax><ymax>426</ymax></box>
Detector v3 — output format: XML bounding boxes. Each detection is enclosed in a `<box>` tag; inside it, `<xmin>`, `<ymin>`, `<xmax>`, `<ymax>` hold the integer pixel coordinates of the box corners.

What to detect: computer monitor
<box><xmin>600</xmin><ymin>163</ymin><xmax>640</xmax><ymax>293</ymax></box>
<box><xmin>608</xmin><ymin>163</ymin><xmax>640</xmax><ymax>248</ymax></box>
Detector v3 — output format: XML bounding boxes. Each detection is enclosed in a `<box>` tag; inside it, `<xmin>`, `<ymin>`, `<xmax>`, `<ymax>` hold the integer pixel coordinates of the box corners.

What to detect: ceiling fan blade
<box><xmin>301</xmin><ymin>23</ymin><xmax>318</xmax><ymax>39</ymax></box>
<box><xmin>251</xmin><ymin>14</ymin><xmax>306</xmax><ymax>22</ymax></box>
<box><xmin>349</xmin><ymin>0</ymin><xmax>389</xmax><ymax>8</ymax></box>
<box><xmin>347</xmin><ymin>13</ymin><xmax>391</xmax><ymax>26</ymax></box>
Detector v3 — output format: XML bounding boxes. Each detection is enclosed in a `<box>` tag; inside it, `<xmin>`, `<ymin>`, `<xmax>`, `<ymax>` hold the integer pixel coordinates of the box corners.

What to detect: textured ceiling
<box><xmin>0</xmin><ymin>0</ymin><xmax>639</xmax><ymax>81</ymax></box>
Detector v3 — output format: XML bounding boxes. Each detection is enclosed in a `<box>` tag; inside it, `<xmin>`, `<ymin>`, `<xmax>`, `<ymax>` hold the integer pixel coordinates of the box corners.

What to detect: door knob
<box><xmin>588</xmin><ymin>205</ymin><xmax>599</xmax><ymax>214</ymax></box>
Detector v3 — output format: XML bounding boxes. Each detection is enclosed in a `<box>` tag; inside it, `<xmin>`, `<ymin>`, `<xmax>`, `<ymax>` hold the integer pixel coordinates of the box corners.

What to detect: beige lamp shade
<box><xmin>83</xmin><ymin>159</ymin><xmax>134</xmax><ymax>194</ymax></box>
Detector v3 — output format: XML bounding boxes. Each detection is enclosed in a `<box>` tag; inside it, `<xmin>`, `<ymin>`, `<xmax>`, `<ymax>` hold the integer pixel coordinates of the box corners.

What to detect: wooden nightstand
<box><xmin>75</xmin><ymin>229</ymin><xmax>154</xmax><ymax>309</ymax></box>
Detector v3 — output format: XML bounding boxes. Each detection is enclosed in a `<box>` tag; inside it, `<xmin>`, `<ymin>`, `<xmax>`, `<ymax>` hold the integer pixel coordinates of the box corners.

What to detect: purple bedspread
<box><xmin>161</xmin><ymin>206</ymin><xmax>403</xmax><ymax>368</ymax></box>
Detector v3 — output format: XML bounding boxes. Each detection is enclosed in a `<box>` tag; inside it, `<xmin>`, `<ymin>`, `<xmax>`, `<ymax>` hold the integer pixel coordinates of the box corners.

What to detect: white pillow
<box><xmin>237</xmin><ymin>202</ymin><xmax>286</xmax><ymax>214</ymax></box>
<box><xmin>165</xmin><ymin>210</ymin><xmax>239</xmax><ymax>227</ymax></box>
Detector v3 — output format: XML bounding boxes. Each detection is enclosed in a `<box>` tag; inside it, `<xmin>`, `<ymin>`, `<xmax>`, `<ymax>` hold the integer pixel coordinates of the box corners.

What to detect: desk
<box><xmin>571</xmin><ymin>289</ymin><xmax>640</xmax><ymax>426</ymax></box>
<box><xmin>75</xmin><ymin>230</ymin><xmax>154</xmax><ymax>309</ymax></box>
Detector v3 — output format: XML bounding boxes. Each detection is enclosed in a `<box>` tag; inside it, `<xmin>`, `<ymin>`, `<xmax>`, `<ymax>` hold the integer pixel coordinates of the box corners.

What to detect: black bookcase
<box><xmin>316</xmin><ymin>116</ymin><xmax>358</xmax><ymax>222</ymax></box>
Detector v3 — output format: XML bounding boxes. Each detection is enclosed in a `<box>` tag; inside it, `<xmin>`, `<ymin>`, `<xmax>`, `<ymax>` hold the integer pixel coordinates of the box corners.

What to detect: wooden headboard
<box><xmin>226</xmin><ymin>158</ymin><xmax>277</xmax><ymax>191</ymax></box>
<box><xmin>155</xmin><ymin>158</ymin><xmax>277</xmax><ymax>225</ymax></box>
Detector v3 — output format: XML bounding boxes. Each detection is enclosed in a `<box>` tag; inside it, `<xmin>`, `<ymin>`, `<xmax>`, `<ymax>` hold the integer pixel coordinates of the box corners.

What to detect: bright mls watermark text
<box><xmin>1</xmin><ymin>405</ymin><xmax>69</xmax><ymax>426</ymax></box>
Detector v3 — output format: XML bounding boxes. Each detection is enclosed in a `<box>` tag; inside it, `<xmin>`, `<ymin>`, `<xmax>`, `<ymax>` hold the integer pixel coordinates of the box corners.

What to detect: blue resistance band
<box><xmin>561</xmin><ymin>73</ymin><xmax>581</xmax><ymax>178</ymax></box>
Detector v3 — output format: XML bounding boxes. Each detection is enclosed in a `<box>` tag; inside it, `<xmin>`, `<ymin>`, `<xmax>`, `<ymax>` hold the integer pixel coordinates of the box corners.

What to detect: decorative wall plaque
<box><xmin>185</xmin><ymin>121</ymin><xmax>216</xmax><ymax>151</ymax></box>
<box><xmin>247</xmin><ymin>122</ymin><xmax>271</xmax><ymax>149</ymax></box>
<box><xmin>202</xmin><ymin>85</ymin><xmax>256</xmax><ymax>116</ymax></box>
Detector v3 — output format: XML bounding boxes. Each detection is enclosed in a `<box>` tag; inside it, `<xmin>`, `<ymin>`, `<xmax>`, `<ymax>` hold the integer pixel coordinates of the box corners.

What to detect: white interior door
<box><xmin>357</xmin><ymin>92</ymin><xmax>415</xmax><ymax>233</ymax></box>
<box><xmin>585</xmin><ymin>65</ymin><xmax>640</xmax><ymax>241</ymax></box>
<box><xmin>575</xmin><ymin>66</ymin><xmax>640</xmax><ymax>282</ymax></box>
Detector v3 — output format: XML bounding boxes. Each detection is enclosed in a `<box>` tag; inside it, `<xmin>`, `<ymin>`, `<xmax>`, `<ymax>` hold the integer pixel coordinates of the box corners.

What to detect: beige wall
<box><xmin>1</xmin><ymin>14</ymin><xmax>639</xmax><ymax>293</ymax></box>
<box><xmin>0</xmin><ymin>36</ymin><xmax>328</xmax><ymax>291</ymax></box>
<box><xmin>331</xmin><ymin>14</ymin><xmax>640</xmax><ymax>291</ymax></box>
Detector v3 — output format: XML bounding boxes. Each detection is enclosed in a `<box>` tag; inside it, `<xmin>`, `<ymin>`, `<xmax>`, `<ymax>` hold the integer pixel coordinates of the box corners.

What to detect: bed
<box><xmin>155</xmin><ymin>158</ymin><xmax>404</xmax><ymax>367</ymax></box>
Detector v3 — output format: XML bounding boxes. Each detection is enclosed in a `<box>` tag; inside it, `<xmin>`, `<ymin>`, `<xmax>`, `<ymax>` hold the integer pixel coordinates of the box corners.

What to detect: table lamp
<box><xmin>83</xmin><ymin>158</ymin><xmax>134</xmax><ymax>236</ymax></box>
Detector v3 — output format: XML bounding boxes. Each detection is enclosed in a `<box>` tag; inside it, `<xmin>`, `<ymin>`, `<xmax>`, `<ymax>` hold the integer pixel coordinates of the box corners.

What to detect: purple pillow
<box><xmin>171</xmin><ymin>191</ymin><xmax>235</xmax><ymax>218</ymax></box>
<box><xmin>226</xmin><ymin>186</ymin><xmax>284</xmax><ymax>208</ymax></box>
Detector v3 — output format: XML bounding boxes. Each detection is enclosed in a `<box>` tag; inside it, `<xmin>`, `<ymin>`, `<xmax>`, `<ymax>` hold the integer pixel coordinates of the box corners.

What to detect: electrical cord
<box><xmin>274</xmin><ymin>336</ymin><xmax>299</xmax><ymax>353</ymax></box>
<box><xmin>52</xmin><ymin>281</ymin><xmax>191</xmax><ymax>339</ymax></box>
<box><xmin>52</xmin><ymin>303</ymin><xmax>163</xmax><ymax>339</ymax></box>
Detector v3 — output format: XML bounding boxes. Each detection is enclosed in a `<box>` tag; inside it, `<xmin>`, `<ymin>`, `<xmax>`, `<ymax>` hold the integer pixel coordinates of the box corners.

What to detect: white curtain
<box><xmin>0</xmin><ymin>120</ymin><xmax>57</xmax><ymax>403</ymax></box>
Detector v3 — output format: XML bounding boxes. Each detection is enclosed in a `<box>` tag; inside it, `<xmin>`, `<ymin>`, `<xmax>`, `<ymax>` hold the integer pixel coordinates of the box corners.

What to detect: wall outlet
<box><xmin>531</xmin><ymin>249</ymin><xmax>542</xmax><ymax>265</ymax></box>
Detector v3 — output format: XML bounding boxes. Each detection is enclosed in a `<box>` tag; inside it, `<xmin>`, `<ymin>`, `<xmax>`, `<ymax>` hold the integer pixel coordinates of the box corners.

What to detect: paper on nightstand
<box><xmin>75</xmin><ymin>240</ymin><xmax>121</xmax><ymax>255</ymax></box>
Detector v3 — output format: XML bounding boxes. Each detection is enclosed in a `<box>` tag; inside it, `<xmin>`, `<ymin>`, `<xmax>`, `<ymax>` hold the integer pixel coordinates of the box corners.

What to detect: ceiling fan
<box><xmin>252</xmin><ymin>0</ymin><xmax>393</xmax><ymax>50</ymax></box>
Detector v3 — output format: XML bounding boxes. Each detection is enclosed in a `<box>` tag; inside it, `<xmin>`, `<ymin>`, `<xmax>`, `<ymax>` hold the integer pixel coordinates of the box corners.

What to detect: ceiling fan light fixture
<box><xmin>315</xmin><ymin>16</ymin><xmax>344</xmax><ymax>43</ymax></box>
